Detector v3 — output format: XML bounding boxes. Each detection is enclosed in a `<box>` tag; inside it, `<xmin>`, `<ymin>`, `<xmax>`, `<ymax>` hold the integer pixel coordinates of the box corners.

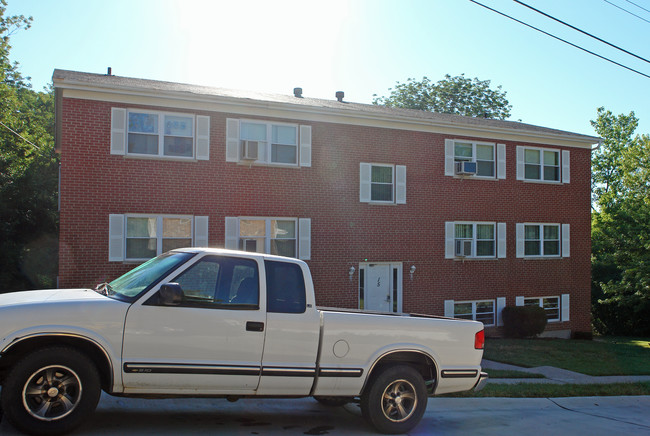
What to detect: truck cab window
<box><xmin>148</xmin><ymin>256</ymin><xmax>259</xmax><ymax>309</ymax></box>
<box><xmin>265</xmin><ymin>260</ymin><xmax>306</xmax><ymax>313</ymax></box>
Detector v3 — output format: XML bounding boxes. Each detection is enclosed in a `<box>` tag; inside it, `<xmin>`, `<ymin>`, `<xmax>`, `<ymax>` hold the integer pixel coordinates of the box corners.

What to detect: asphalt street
<box><xmin>1</xmin><ymin>393</ymin><xmax>649</xmax><ymax>435</ymax></box>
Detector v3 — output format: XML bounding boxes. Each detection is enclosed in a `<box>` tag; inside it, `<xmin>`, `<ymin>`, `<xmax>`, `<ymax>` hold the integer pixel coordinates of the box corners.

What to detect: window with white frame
<box><xmin>524</xmin><ymin>224</ymin><xmax>560</xmax><ymax>257</ymax></box>
<box><xmin>127</xmin><ymin>110</ymin><xmax>195</xmax><ymax>158</ymax></box>
<box><xmin>108</xmin><ymin>214</ymin><xmax>208</xmax><ymax>262</ymax></box>
<box><xmin>239</xmin><ymin>121</ymin><xmax>298</xmax><ymax>164</ymax></box>
<box><xmin>238</xmin><ymin>218</ymin><xmax>297</xmax><ymax>258</ymax></box>
<box><xmin>523</xmin><ymin>148</ymin><xmax>559</xmax><ymax>181</ymax></box>
<box><xmin>454</xmin><ymin>300</ymin><xmax>495</xmax><ymax>326</ymax></box>
<box><xmin>125</xmin><ymin>215</ymin><xmax>193</xmax><ymax>260</ymax></box>
<box><xmin>455</xmin><ymin>223</ymin><xmax>496</xmax><ymax>258</ymax></box>
<box><xmin>524</xmin><ymin>296</ymin><xmax>560</xmax><ymax>322</ymax></box>
<box><xmin>454</xmin><ymin>141</ymin><xmax>495</xmax><ymax>177</ymax></box>
<box><xmin>360</xmin><ymin>163</ymin><xmax>406</xmax><ymax>204</ymax></box>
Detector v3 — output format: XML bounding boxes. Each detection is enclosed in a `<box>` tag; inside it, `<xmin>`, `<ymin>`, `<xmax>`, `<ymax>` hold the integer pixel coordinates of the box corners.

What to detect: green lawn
<box><xmin>443</xmin><ymin>382</ymin><xmax>650</xmax><ymax>398</ymax></box>
<box><xmin>483</xmin><ymin>336</ymin><xmax>650</xmax><ymax>376</ymax></box>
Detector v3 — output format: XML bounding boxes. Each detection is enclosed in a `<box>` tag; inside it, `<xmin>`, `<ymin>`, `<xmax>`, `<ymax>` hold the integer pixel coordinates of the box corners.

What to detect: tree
<box><xmin>372</xmin><ymin>74</ymin><xmax>512</xmax><ymax>120</ymax></box>
<box><xmin>0</xmin><ymin>0</ymin><xmax>58</xmax><ymax>292</ymax></box>
<box><xmin>591</xmin><ymin>107</ymin><xmax>650</xmax><ymax>336</ymax></box>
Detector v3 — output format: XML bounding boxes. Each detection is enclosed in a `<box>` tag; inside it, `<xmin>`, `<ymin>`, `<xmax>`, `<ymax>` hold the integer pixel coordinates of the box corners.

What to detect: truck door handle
<box><xmin>246</xmin><ymin>321</ymin><xmax>265</xmax><ymax>332</ymax></box>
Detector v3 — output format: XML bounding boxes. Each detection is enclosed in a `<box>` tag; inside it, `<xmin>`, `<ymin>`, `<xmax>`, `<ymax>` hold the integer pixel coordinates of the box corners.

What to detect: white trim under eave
<box><xmin>56</xmin><ymin>87</ymin><xmax>600</xmax><ymax>149</ymax></box>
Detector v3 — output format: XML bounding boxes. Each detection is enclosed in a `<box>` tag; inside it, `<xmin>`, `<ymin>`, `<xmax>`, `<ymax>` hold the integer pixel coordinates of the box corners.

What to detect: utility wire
<box><xmin>515</xmin><ymin>0</ymin><xmax>650</xmax><ymax>64</ymax></box>
<box><xmin>624</xmin><ymin>0</ymin><xmax>650</xmax><ymax>15</ymax></box>
<box><xmin>468</xmin><ymin>0</ymin><xmax>650</xmax><ymax>80</ymax></box>
<box><xmin>604</xmin><ymin>0</ymin><xmax>650</xmax><ymax>24</ymax></box>
<box><xmin>0</xmin><ymin>120</ymin><xmax>41</xmax><ymax>150</ymax></box>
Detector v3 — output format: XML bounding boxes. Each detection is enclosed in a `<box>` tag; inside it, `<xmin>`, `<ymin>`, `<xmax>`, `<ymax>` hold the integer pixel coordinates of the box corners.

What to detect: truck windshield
<box><xmin>108</xmin><ymin>251</ymin><xmax>195</xmax><ymax>301</ymax></box>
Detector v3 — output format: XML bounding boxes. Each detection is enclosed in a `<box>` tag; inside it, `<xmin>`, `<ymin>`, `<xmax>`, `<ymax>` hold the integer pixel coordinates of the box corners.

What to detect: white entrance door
<box><xmin>365</xmin><ymin>264</ymin><xmax>392</xmax><ymax>312</ymax></box>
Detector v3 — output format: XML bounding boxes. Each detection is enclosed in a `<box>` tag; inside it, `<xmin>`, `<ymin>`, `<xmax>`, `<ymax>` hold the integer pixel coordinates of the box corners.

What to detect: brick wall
<box><xmin>59</xmin><ymin>97</ymin><xmax>592</xmax><ymax>334</ymax></box>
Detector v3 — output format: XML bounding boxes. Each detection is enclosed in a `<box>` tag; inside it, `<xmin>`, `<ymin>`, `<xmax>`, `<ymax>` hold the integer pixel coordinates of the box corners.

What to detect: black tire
<box><xmin>0</xmin><ymin>347</ymin><xmax>101</xmax><ymax>436</ymax></box>
<box><xmin>360</xmin><ymin>365</ymin><xmax>428</xmax><ymax>434</ymax></box>
<box><xmin>314</xmin><ymin>396</ymin><xmax>351</xmax><ymax>407</ymax></box>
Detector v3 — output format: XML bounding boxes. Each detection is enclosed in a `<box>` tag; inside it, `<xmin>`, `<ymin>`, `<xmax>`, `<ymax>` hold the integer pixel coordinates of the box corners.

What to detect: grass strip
<box><xmin>441</xmin><ymin>382</ymin><xmax>650</xmax><ymax>398</ymax></box>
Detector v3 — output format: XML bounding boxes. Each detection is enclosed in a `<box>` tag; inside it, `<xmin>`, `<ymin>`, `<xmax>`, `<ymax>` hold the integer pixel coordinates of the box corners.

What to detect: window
<box><xmin>454</xmin><ymin>223</ymin><xmax>496</xmax><ymax>258</ymax></box>
<box><xmin>524</xmin><ymin>148</ymin><xmax>559</xmax><ymax>181</ymax></box>
<box><xmin>524</xmin><ymin>224</ymin><xmax>560</xmax><ymax>257</ymax></box>
<box><xmin>517</xmin><ymin>146</ymin><xmax>569</xmax><ymax>183</ymax></box>
<box><xmin>454</xmin><ymin>141</ymin><xmax>495</xmax><ymax>177</ymax></box>
<box><xmin>159</xmin><ymin>255</ymin><xmax>259</xmax><ymax>309</ymax></box>
<box><xmin>360</xmin><ymin>163</ymin><xmax>406</xmax><ymax>204</ymax></box>
<box><xmin>525</xmin><ymin>296</ymin><xmax>560</xmax><ymax>322</ymax></box>
<box><xmin>454</xmin><ymin>300</ymin><xmax>495</xmax><ymax>326</ymax></box>
<box><xmin>239</xmin><ymin>218</ymin><xmax>297</xmax><ymax>257</ymax></box>
<box><xmin>240</xmin><ymin>121</ymin><xmax>298</xmax><ymax>164</ymax></box>
<box><xmin>127</xmin><ymin>110</ymin><xmax>195</xmax><ymax>158</ymax></box>
<box><xmin>265</xmin><ymin>260</ymin><xmax>306</xmax><ymax>313</ymax></box>
<box><xmin>125</xmin><ymin>215</ymin><xmax>193</xmax><ymax>261</ymax></box>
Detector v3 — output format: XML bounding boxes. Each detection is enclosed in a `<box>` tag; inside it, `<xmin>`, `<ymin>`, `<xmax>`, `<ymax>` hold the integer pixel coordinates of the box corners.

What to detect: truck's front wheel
<box><xmin>1</xmin><ymin>347</ymin><xmax>101</xmax><ymax>436</ymax></box>
<box><xmin>360</xmin><ymin>365</ymin><xmax>427</xmax><ymax>434</ymax></box>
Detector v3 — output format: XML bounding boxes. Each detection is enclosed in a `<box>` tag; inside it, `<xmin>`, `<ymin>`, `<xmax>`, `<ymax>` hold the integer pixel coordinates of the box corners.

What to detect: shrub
<box><xmin>502</xmin><ymin>306</ymin><xmax>548</xmax><ymax>338</ymax></box>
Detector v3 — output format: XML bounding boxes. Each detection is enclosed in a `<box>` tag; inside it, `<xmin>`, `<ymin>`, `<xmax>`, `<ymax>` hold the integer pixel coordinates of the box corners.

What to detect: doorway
<box><xmin>359</xmin><ymin>263</ymin><xmax>402</xmax><ymax>313</ymax></box>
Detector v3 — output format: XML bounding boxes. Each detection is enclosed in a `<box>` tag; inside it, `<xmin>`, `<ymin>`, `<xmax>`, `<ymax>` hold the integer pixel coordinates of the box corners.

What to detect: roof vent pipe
<box><xmin>335</xmin><ymin>91</ymin><xmax>344</xmax><ymax>102</ymax></box>
<box><xmin>293</xmin><ymin>87</ymin><xmax>303</xmax><ymax>98</ymax></box>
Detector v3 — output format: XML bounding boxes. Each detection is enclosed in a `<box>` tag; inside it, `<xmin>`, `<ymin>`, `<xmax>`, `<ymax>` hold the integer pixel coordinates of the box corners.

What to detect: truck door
<box><xmin>256</xmin><ymin>260</ymin><xmax>320</xmax><ymax>395</ymax></box>
<box><xmin>122</xmin><ymin>254</ymin><xmax>266</xmax><ymax>393</ymax></box>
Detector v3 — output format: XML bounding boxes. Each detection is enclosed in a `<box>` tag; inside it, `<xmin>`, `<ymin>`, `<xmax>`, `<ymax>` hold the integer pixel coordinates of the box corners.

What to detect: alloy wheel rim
<box><xmin>22</xmin><ymin>365</ymin><xmax>83</xmax><ymax>421</ymax></box>
<box><xmin>381</xmin><ymin>379</ymin><xmax>417</xmax><ymax>422</ymax></box>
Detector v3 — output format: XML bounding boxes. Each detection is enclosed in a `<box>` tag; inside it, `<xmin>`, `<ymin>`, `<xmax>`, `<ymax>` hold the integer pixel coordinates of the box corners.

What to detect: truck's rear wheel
<box><xmin>0</xmin><ymin>347</ymin><xmax>101</xmax><ymax>436</ymax></box>
<box><xmin>361</xmin><ymin>365</ymin><xmax>427</xmax><ymax>434</ymax></box>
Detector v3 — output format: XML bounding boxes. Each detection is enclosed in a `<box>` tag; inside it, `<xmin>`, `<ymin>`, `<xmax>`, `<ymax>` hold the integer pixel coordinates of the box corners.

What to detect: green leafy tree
<box><xmin>0</xmin><ymin>0</ymin><xmax>58</xmax><ymax>292</ymax></box>
<box><xmin>591</xmin><ymin>107</ymin><xmax>650</xmax><ymax>336</ymax></box>
<box><xmin>373</xmin><ymin>74</ymin><xmax>512</xmax><ymax>120</ymax></box>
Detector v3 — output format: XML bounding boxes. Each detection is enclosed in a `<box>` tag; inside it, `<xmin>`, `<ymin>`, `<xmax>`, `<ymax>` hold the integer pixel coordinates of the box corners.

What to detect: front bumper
<box><xmin>473</xmin><ymin>371</ymin><xmax>489</xmax><ymax>392</ymax></box>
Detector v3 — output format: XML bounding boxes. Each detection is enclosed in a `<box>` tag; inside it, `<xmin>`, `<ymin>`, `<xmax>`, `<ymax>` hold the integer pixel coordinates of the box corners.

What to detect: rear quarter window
<box><xmin>265</xmin><ymin>260</ymin><xmax>306</xmax><ymax>314</ymax></box>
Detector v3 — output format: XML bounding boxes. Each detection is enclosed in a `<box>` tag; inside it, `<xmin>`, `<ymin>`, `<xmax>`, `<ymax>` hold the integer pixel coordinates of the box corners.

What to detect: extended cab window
<box><xmin>265</xmin><ymin>260</ymin><xmax>306</xmax><ymax>314</ymax></box>
<box><xmin>149</xmin><ymin>256</ymin><xmax>259</xmax><ymax>309</ymax></box>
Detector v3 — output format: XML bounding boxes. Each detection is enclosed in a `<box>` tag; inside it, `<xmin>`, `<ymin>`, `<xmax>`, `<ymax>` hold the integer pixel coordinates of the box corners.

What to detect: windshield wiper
<box><xmin>95</xmin><ymin>282</ymin><xmax>114</xmax><ymax>296</ymax></box>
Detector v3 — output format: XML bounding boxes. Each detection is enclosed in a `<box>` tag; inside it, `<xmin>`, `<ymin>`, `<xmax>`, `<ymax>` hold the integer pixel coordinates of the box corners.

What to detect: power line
<box><xmin>514</xmin><ymin>0</ymin><xmax>650</xmax><ymax>64</ymax></box>
<box><xmin>604</xmin><ymin>0</ymin><xmax>650</xmax><ymax>24</ymax></box>
<box><xmin>624</xmin><ymin>0</ymin><xmax>650</xmax><ymax>15</ymax></box>
<box><xmin>468</xmin><ymin>0</ymin><xmax>650</xmax><ymax>80</ymax></box>
<box><xmin>0</xmin><ymin>120</ymin><xmax>41</xmax><ymax>150</ymax></box>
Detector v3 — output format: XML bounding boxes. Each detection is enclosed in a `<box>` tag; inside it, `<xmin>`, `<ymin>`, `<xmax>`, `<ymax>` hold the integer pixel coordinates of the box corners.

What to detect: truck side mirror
<box><xmin>159</xmin><ymin>283</ymin><xmax>183</xmax><ymax>306</ymax></box>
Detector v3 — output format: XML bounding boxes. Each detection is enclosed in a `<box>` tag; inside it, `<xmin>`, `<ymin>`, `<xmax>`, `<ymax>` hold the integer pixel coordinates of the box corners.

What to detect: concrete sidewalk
<box><xmin>483</xmin><ymin>359</ymin><xmax>650</xmax><ymax>384</ymax></box>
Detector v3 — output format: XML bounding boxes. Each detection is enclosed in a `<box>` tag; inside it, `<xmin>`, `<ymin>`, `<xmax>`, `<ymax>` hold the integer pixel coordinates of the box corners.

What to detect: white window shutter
<box><xmin>515</xmin><ymin>296</ymin><xmax>524</xmax><ymax>306</ymax></box>
<box><xmin>562</xmin><ymin>150</ymin><xmax>570</xmax><ymax>183</ymax></box>
<box><xmin>225</xmin><ymin>118</ymin><xmax>240</xmax><ymax>162</ymax></box>
<box><xmin>224</xmin><ymin>217</ymin><xmax>239</xmax><ymax>249</ymax></box>
<box><xmin>516</xmin><ymin>146</ymin><xmax>524</xmax><ymax>180</ymax></box>
<box><xmin>395</xmin><ymin>165</ymin><xmax>406</xmax><ymax>204</ymax></box>
<box><xmin>298</xmin><ymin>218</ymin><xmax>311</xmax><ymax>260</ymax></box>
<box><xmin>445</xmin><ymin>222</ymin><xmax>455</xmax><ymax>259</ymax></box>
<box><xmin>561</xmin><ymin>294</ymin><xmax>570</xmax><ymax>321</ymax></box>
<box><xmin>108</xmin><ymin>214</ymin><xmax>125</xmax><ymax>261</ymax></box>
<box><xmin>196</xmin><ymin>115</ymin><xmax>210</xmax><ymax>160</ymax></box>
<box><xmin>496</xmin><ymin>297</ymin><xmax>506</xmax><ymax>326</ymax></box>
<box><xmin>444</xmin><ymin>300</ymin><xmax>454</xmax><ymax>317</ymax></box>
<box><xmin>444</xmin><ymin>139</ymin><xmax>455</xmax><ymax>176</ymax></box>
<box><xmin>497</xmin><ymin>143</ymin><xmax>506</xmax><ymax>179</ymax></box>
<box><xmin>562</xmin><ymin>224</ymin><xmax>570</xmax><ymax>258</ymax></box>
<box><xmin>110</xmin><ymin>108</ymin><xmax>127</xmax><ymax>155</ymax></box>
<box><xmin>497</xmin><ymin>222</ymin><xmax>507</xmax><ymax>258</ymax></box>
<box><xmin>516</xmin><ymin>223</ymin><xmax>524</xmax><ymax>258</ymax></box>
<box><xmin>299</xmin><ymin>125</ymin><xmax>312</xmax><ymax>167</ymax></box>
<box><xmin>194</xmin><ymin>216</ymin><xmax>209</xmax><ymax>247</ymax></box>
<box><xmin>359</xmin><ymin>163</ymin><xmax>371</xmax><ymax>202</ymax></box>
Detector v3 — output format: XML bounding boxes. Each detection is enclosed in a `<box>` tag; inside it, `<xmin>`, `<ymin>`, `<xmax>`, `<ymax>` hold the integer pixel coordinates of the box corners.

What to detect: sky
<box><xmin>6</xmin><ymin>0</ymin><xmax>650</xmax><ymax>137</ymax></box>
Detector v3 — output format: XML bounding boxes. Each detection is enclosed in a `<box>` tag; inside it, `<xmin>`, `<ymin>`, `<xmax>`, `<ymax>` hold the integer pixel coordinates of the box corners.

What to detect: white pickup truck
<box><xmin>0</xmin><ymin>248</ymin><xmax>487</xmax><ymax>435</ymax></box>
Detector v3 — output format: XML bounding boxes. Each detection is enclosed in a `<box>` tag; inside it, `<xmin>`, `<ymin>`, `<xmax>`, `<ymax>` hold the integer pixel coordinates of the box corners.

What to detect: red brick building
<box><xmin>53</xmin><ymin>69</ymin><xmax>599</xmax><ymax>337</ymax></box>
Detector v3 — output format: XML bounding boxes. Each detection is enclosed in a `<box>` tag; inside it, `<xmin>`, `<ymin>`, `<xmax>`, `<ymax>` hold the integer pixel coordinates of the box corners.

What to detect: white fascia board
<box><xmin>56</xmin><ymin>81</ymin><xmax>600</xmax><ymax>149</ymax></box>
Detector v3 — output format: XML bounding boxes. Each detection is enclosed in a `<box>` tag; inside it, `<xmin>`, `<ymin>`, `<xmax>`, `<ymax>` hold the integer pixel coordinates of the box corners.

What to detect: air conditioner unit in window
<box><xmin>241</xmin><ymin>140</ymin><xmax>259</xmax><ymax>160</ymax></box>
<box><xmin>455</xmin><ymin>239</ymin><xmax>472</xmax><ymax>257</ymax></box>
<box><xmin>455</xmin><ymin>161</ymin><xmax>477</xmax><ymax>175</ymax></box>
